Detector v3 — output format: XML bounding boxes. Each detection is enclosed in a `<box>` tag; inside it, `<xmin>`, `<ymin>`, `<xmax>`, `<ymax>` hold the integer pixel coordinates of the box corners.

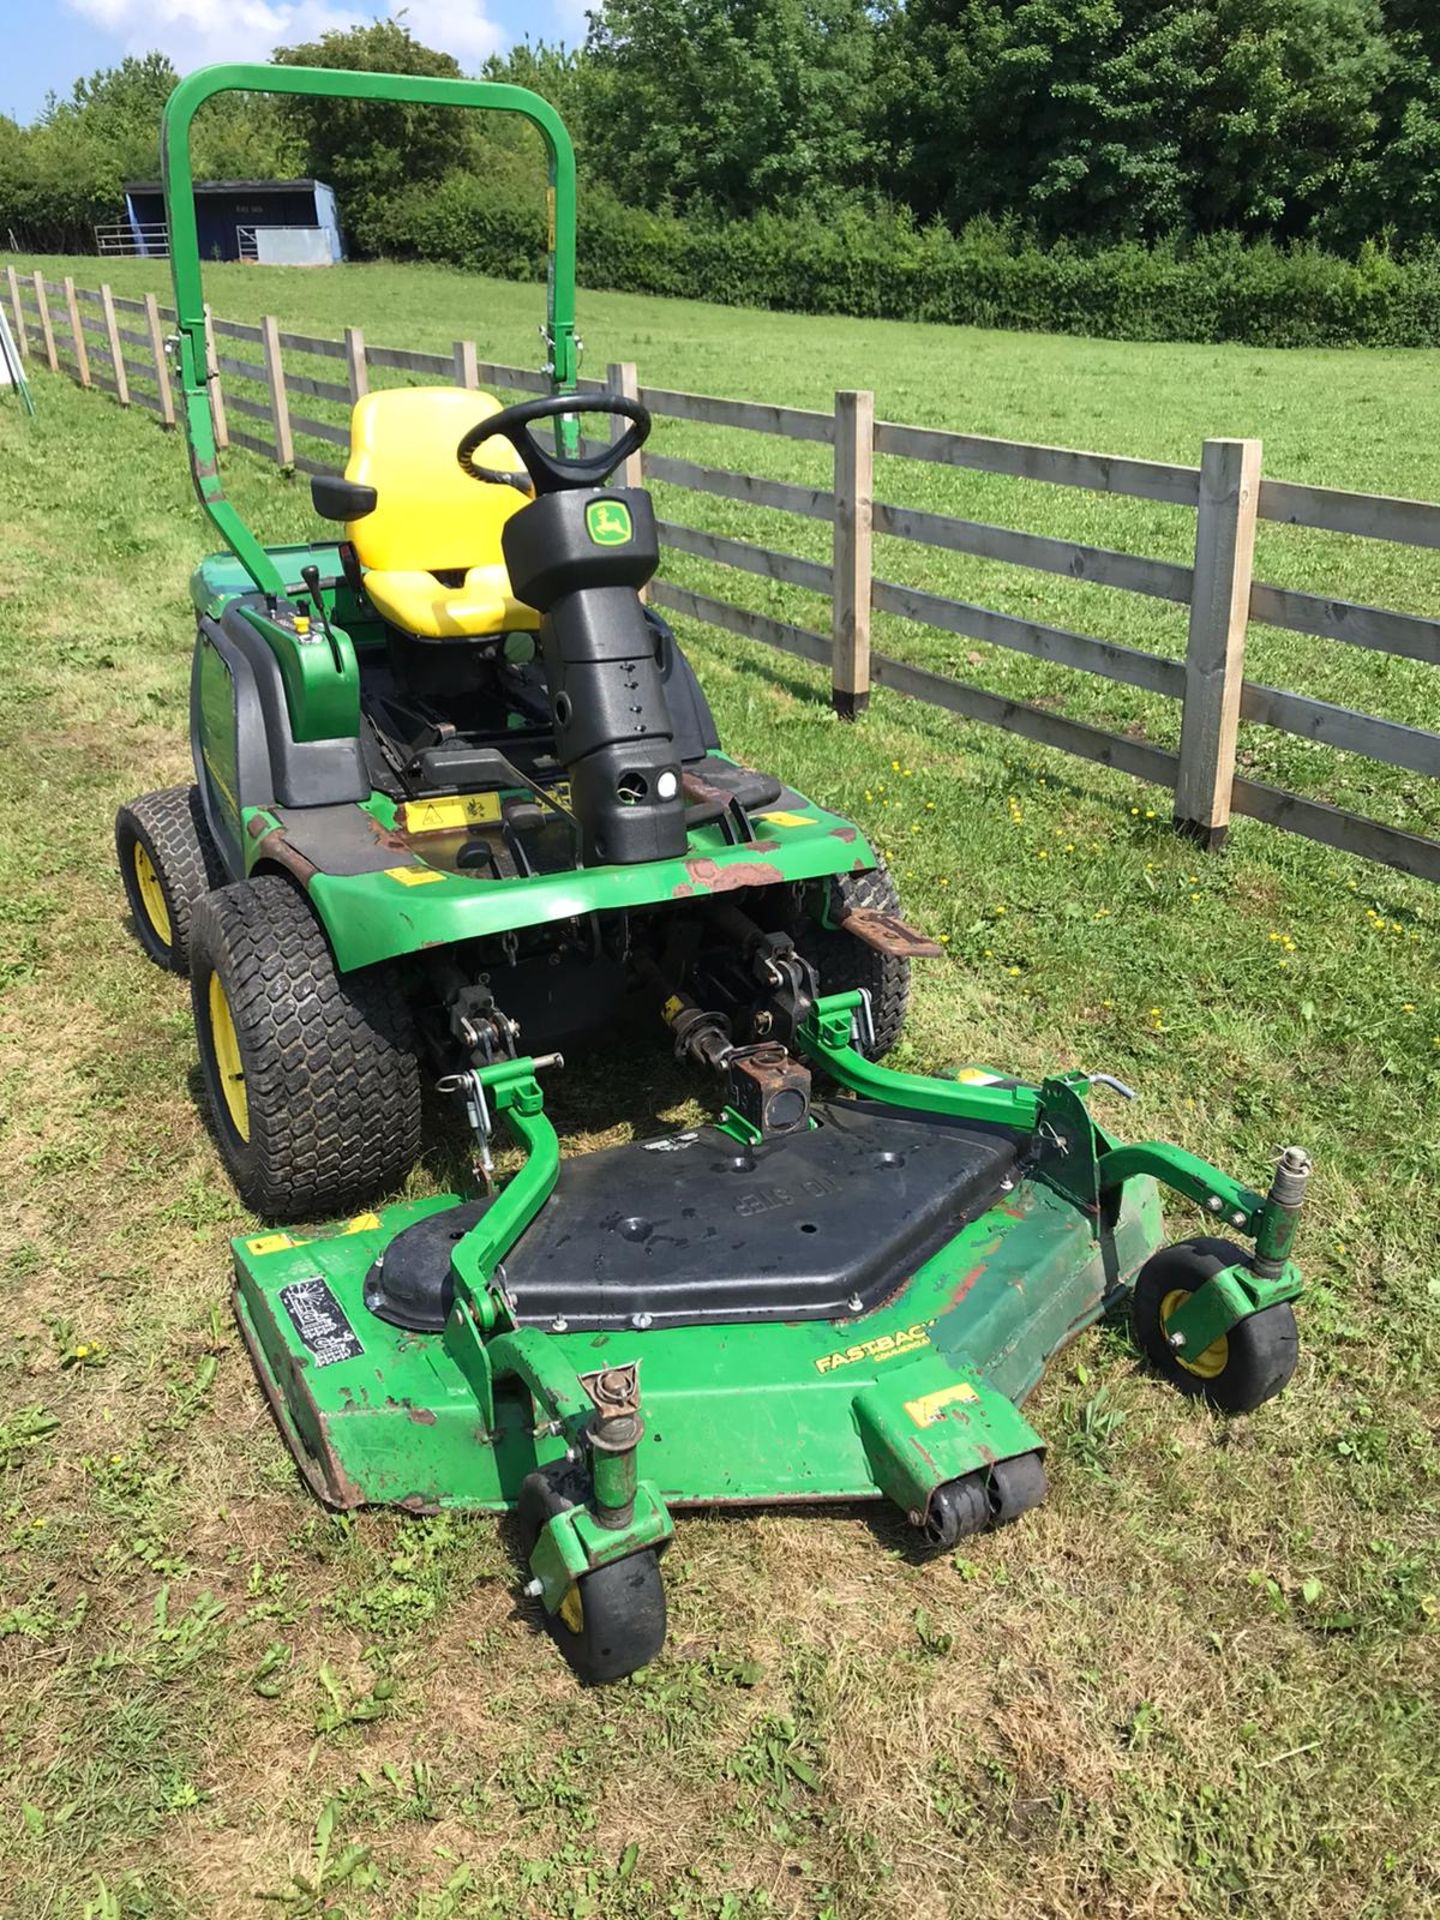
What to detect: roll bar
<box><xmin>161</xmin><ymin>63</ymin><xmax>579</xmax><ymax>596</ymax></box>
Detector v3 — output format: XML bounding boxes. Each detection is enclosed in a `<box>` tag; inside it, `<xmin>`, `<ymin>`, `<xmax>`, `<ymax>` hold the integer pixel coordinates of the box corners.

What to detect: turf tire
<box><xmin>517</xmin><ymin>1465</ymin><xmax>667</xmax><ymax>1684</ymax></box>
<box><xmin>188</xmin><ymin>873</ymin><xmax>422</xmax><ymax>1222</ymax></box>
<box><xmin>116</xmin><ymin>784</ymin><xmax>227</xmax><ymax>974</ymax></box>
<box><xmin>794</xmin><ymin>863</ymin><xmax>911</xmax><ymax>1059</ymax></box>
<box><xmin>1132</xmin><ymin>1237</ymin><xmax>1299</xmax><ymax>1415</ymax></box>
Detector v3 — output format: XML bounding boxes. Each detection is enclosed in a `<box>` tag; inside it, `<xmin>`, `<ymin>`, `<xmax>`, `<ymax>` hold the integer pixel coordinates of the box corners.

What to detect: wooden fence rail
<box><xmin>8</xmin><ymin>270</ymin><xmax>1438</xmax><ymax>884</ymax></box>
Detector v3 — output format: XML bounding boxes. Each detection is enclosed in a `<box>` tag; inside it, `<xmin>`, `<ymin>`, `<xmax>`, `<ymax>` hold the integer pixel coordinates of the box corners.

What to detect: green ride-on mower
<box><xmin>117</xmin><ymin>63</ymin><xmax>1309</xmax><ymax>1682</ymax></box>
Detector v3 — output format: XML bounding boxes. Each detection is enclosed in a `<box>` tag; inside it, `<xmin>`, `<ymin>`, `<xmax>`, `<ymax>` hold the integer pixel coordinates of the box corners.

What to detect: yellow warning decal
<box><xmin>905</xmin><ymin>1381</ymin><xmax>979</xmax><ymax>1428</ymax></box>
<box><xmin>245</xmin><ymin>1232</ymin><xmax>299</xmax><ymax>1256</ymax></box>
<box><xmin>342</xmin><ymin>1213</ymin><xmax>381</xmax><ymax>1234</ymax></box>
<box><xmin>386</xmin><ymin>866</ymin><xmax>447</xmax><ymax>887</ymax></box>
<box><xmin>953</xmin><ymin>1067</ymin><xmax>1003</xmax><ymax>1085</ymax></box>
<box><xmin>662</xmin><ymin>994</ymin><xmax>685</xmax><ymax>1023</ymax></box>
<box><xmin>558</xmin><ymin>1584</ymin><xmax>583</xmax><ymax>1633</ymax></box>
<box><xmin>815</xmin><ymin>1320</ymin><xmax>935</xmax><ymax>1375</ymax></box>
<box><xmin>758</xmin><ymin>811</ymin><xmax>816</xmax><ymax>828</ymax></box>
<box><xmin>400</xmin><ymin>793</ymin><xmax>502</xmax><ymax>833</ymax></box>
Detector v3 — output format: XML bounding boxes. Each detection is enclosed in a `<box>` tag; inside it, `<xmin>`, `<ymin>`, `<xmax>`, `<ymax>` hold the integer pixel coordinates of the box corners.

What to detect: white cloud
<box><xmin>546</xmin><ymin>0</ymin><xmax>593</xmax><ymax>44</ymax></box>
<box><xmin>64</xmin><ymin>0</ymin><xmax>506</xmax><ymax>76</ymax></box>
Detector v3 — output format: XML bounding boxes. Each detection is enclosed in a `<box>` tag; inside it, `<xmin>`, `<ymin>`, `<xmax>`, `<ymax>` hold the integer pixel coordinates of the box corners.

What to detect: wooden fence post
<box><xmin>345</xmin><ymin>325</ymin><xmax>368</xmax><ymax>404</ymax></box>
<box><xmin>607</xmin><ymin>362</ymin><xmax>646</xmax><ymax>489</ymax></box>
<box><xmin>145</xmin><ymin>293</ymin><xmax>175</xmax><ymax>428</ymax></box>
<box><xmin>63</xmin><ymin>277</ymin><xmax>90</xmax><ymax>387</ymax></box>
<box><xmin>203</xmin><ymin>305</ymin><xmax>228</xmax><ymax>450</ymax></box>
<box><xmin>1173</xmin><ymin>437</ymin><xmax>1263</xmax><ymax>849</ymax></box>
<box><xmin>832</xmin><ymin>389</ymin><xmax>875</xmax><ymax>719</ymax></box>
<box><xmin>454</xmin><ymin>339</ymin><xmax>479</xmax><ymax>389</ymax></box>
<box><xmin>608</xmin><ymin>361</ymin><xmax>647</xmax><ymax>603</ymax></box>
<box><xmin>260</xmin><ymin>314</ymin><xmax>294</xmax><ymax>468</ymax></box>
<box><xmin>99</xmin><ymin>283</ymin><xmax>128</xmax><ymax>406</ymax></box>
<box><xmin>6</xmin><ymin>266</ymin><xmax>26</xmax><ymax>358</ymax></box>
<box><xmin>32</xmin><ymin>273</ymin><xmax>57</xmax><ymax>372</ymax></box>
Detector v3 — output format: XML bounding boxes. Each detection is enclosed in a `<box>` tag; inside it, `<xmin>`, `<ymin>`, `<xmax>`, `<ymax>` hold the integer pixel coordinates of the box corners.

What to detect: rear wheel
<box><xmin>116</xmin><ymin>785</ymin><xmax>226</xmax><ymax>974</ymax></box>
<box><xmin>794</xmin><ymin>864</ymin><xmax>910</xmax><ymax>1059</ymax></box>
<box><xmin>517</xmin><ymin>1465</ymin><xmax>667</xmax><ymax>1683</ymax></box>
<box><xmin>188</xmin><ymin>873</ymin><xmax>422</xmax><ymax>1221</ymax></box>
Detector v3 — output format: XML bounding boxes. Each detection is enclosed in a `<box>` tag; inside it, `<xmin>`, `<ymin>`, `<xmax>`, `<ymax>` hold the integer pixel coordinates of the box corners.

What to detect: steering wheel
<box><xmin>456</xmin><ymin>393</ymin><xmax>651</xmax><ymax>496</ymax></box>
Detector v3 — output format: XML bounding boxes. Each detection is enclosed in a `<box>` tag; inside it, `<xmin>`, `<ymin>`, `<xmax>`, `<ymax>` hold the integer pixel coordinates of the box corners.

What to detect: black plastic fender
<box><xmin>190</xmin><ymin>598</ymin><xmax>368</xmax><ymax>875</ymax></box>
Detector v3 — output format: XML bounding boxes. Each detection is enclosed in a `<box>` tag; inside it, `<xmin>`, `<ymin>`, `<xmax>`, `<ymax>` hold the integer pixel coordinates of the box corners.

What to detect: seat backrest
<box><xmin>343</xmin><ymin>387</ymin><xmax>530</xmax><ymax>574</ymax></box>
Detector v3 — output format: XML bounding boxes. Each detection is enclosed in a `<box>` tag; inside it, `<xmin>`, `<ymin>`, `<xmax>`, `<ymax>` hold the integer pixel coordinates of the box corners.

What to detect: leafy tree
<box><xmin>580</xmin><ymin>0</ymin><xmax>883</xmax><ymax>215</ymax></box>
<box><xmin>273</xmin><ymin>18</ymin><xmax>468</xmax><ymax>222</ymax></box>
<box><xmin>885</xmin><ymin>0</ymin><xmax>1391</xmax><ymax>243</ymax></box>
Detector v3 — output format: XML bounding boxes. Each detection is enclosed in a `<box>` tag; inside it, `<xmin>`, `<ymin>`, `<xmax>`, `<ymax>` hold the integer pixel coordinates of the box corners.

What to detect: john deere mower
<box><xmin>117</xmin><ymin>63</ymin><xmax>1308</xmax><ymax>1681</ymax></box>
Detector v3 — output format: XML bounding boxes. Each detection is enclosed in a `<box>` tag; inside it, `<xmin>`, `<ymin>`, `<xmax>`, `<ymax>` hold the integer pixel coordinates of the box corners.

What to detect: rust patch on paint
<box><xmin>681</xmin><ymin>857</ymin><xmax>785</xmax><ymax>895</ymax></box>
<box><xmin>405</xmin><ymin>1406</ymin><xmax>438</xmax><ymax>1426</ymax></box>
<box><xmin>252</xmin><ymin>827</ymin><xmax>319</xmax><ymax>886</ymax></box>
<box><xmin>362</xmin><ymin>813</ymin><xmax>413</xmax><ymax>855</ymax></box>
<box><xmin>949</xmin><ymin>1262</ymin><xmax>988</xmax><ymax>1309</ymax></box>
<box><xmin>830</xmin><ymin>825</ymin><xmax>858</xmax><ymax>843</ymax></box>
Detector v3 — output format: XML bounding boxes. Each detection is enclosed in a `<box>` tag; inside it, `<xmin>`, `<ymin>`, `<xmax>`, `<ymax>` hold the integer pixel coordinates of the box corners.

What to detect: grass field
<box><xmin>1</xmin><ymin>269</ymin><xmax>1438</xmax><ymax>1920</ymax></box>
<box><xmin>14</xmin><ymin>253</ymin><xmax>1440</xmax><ymax>841</ymax></box>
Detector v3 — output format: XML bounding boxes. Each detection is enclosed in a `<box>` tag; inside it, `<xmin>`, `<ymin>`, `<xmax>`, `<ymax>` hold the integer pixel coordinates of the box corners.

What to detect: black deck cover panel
<box><xmin>505</xmin><ymin>1099</ymin><xmax>1024</xmax><ymax>1330</ymax></box>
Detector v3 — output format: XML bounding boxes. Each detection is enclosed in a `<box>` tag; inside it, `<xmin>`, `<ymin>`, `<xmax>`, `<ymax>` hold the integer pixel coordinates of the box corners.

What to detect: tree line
<box><xmin>5</xmin><ymin>8</ymin><xmax>1440</xmax><ymax>345</ymax></box>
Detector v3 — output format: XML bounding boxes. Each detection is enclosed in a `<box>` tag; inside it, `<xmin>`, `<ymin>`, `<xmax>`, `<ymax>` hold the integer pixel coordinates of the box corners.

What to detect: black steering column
<box><xmin>457</xmin><ymin>394</ymin><xmax>687</xmax><ymax>868</ymax></box>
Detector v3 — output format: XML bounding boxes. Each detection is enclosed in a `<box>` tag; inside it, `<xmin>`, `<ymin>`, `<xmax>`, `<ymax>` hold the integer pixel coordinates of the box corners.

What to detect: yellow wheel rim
<box><xmin>133</xmin><ymin>842</ymin><xmax>172</xmax><ymax>947</ymax></box>
<box><xmin>208</xmin><ymin>971</ymin><xmax>250</xmax><ymax>1142</ymax></box>
<box><xmin>1159</xmin><ymin>1286</ymin><xmax>1229</xmax><ymax>1381</ymax></box>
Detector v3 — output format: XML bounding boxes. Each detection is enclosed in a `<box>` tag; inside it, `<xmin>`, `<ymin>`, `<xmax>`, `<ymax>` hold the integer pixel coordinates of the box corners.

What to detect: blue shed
<box><xmin>121</xmin><ymin>180</ymin><xmax>344</xmax><ymax>264</ymax></box>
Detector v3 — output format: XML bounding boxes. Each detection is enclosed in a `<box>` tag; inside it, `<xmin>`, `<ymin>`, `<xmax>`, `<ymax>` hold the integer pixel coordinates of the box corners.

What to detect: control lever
<box><xmin>300</xmin><ymin>563</ymin><xmax>346</xmax><ymax>673</ymax></box>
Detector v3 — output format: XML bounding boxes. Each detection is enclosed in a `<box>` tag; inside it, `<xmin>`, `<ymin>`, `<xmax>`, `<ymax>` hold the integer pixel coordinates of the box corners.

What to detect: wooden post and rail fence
<box><xmin>8</xmin><ymin>264</ymin><xmax>1440</xmax><ymax>886</ymax></box>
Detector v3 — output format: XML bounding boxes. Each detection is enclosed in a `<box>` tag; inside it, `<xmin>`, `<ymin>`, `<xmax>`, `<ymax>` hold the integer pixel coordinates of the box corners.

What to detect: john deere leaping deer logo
<box><xmin>586</xmin><ymin>499</ymin><xmax>633</xmax><ymax>546</ymax></box>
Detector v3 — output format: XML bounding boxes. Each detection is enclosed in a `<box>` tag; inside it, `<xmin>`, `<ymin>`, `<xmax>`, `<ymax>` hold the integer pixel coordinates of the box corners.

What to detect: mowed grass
<box><xmin>0</xmin><ymin>305</ymin><xmax>1438</xmax><ymax>1919</ymax></box>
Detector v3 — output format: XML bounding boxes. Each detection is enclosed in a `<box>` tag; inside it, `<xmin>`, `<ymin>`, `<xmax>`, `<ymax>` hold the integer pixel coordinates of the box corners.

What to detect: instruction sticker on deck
<box><xmin>904</xmin><ymin>1381</ymin><xmax>979</xmax><ymax>1428</ymax></box>
<box><xmin>280</xmin><ymin>1278</ymin><xmax>365</xmax><ymax>1368</ymax></box>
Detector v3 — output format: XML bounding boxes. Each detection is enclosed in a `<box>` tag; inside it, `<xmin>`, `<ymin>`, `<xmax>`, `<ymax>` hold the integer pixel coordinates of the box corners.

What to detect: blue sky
<box><xmin>0</xmin><ymin>0</ymin><xmax>588</xmax><ymax>124</ymax></box>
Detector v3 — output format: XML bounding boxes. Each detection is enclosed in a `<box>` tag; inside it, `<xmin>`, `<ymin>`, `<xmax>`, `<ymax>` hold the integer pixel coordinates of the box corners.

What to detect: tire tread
<box><xmin>189</xmin><ymin>874</ymin><xmax>421</xmax><ymax>1221</ymax></box>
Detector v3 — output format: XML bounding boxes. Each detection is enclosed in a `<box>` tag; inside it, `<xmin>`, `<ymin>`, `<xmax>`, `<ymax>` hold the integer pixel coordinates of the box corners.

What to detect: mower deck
<box><xmin>232</xmin><ymin>1127</ymin><xmax>1162</xmax><ymax>1515</ymax></box>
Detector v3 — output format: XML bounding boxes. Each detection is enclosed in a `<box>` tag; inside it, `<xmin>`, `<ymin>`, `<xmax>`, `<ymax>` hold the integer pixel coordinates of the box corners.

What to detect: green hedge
<box><xmin>357</xmin><ymin>174</ymin><xmax>1440</xmax><ymax>349</ymax></box>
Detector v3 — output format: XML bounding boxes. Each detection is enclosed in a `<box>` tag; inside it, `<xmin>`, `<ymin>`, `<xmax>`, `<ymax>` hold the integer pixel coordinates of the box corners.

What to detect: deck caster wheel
<box><xmin>1133</xmin><ymin>1237</ymin><xmax>1298</xmax><ymax>1415</ymax></box>
<box><xmin>989</xmin><ymin>1450</ymin><xmax>1048</xmax><ymax>1525</ymax></box>
<box><xmin>517</xmin><ymin>1467</ymin><xmax>667</xmax><ymax>1684</ymax></box>
<box><xmin>919</xmin><ymin>1471</ymin><xmax>991</xmax><ymax>1550</ymax></box>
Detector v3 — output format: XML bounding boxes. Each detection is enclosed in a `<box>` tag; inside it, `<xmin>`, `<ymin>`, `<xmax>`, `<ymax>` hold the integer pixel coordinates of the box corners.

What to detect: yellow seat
<box><xmin>341</xmin><ymin>387</ymin><xmax>540</xmax><ymax>639</ymax></box>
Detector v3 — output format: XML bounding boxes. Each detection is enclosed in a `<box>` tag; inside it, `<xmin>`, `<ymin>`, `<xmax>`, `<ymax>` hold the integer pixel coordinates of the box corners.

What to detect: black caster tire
<box><xmin>920</xmin><ymin>1470</ymin><xmax>991</xmax><ymax>1550</ymax></box>
<box><xmin>188</xmin><ymin>873</ymin><xmax>422</xmax><ymax>1222</ymax></box>
<box><xmin>793</xmin><ymin>863</ymin><xmax>910</xmax><ymax>1059</ymax></box>
<box><xmin>990</xmin><ymin>1450</ymin><xmax>1048</xmax><ymax>1525</ymax></box>
<box><xmin>1133</xmin><ymin>1237</ymin><xmax>1299</xmax><ymax>1415</ymax></box>
<box><xmin>517</xmin><ymin>1466</ymin><xmax>667</xmax><ymax>1684</ymax></box>
<box><xmin>116</xmin><ymin>784</ymin><xmax>226</xmax><ymax>974</ymax></box>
